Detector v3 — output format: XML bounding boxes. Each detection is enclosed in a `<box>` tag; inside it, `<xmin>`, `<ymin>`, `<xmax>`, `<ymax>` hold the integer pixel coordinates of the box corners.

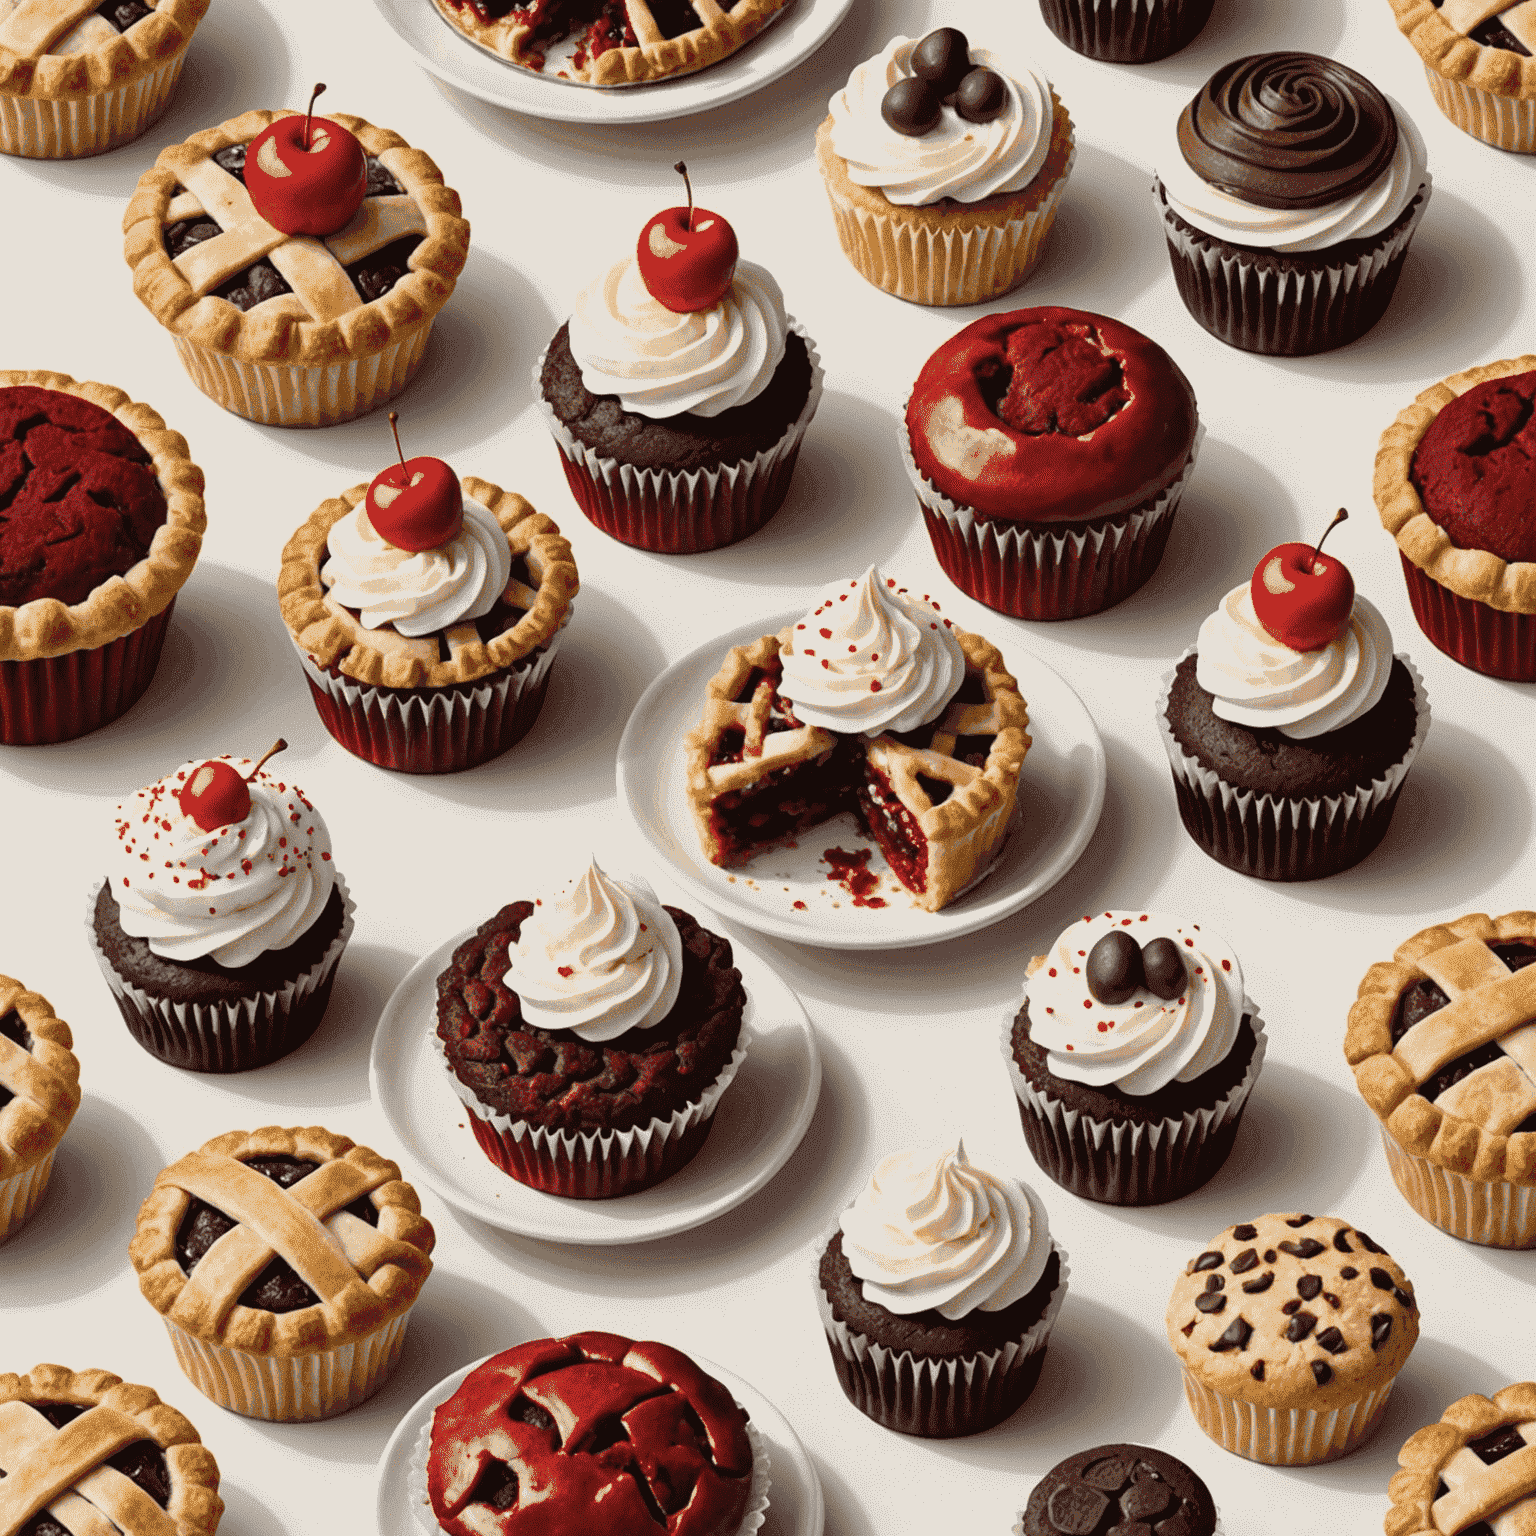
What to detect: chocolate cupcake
<box><xmin>1155</xmin><ymin>53</ymin><xmax>1430</xmax><ymax>355</ymax></box>
<box><xmin>1038</xmin><ymin>0</ymin><xmax>1213</xmax><ymax>63</ymax></box>
<box><xmin>1019</xmin><ymin>1445</ymin><xmax>1219</xmax><ymax>1536</ymax></box>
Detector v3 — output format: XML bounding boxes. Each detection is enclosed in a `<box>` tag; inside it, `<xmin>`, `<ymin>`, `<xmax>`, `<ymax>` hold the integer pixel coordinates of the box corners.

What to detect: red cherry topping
<box><xmin>635</xmin><ymin>161</ymin><xmax>738</xmax><ymax>315</ymax></box>
<box><xmin>365</xmin><ymin>412</ymin><xmax>462</xmax><ymax>553</ymax></box>
<box><xmin>245</xmin><ymin>84</ymin><xmax>366</xmax><ymax>238</ymax></box>
<box><xmin>178</xmin><ymin>739</ymin><xmax>287</xmax><ymax>832</ymax></box>
<box><xmin>1249</xmin><ymin>507</ymin><xmax>1354</xmax><ymax>652</ymax></box>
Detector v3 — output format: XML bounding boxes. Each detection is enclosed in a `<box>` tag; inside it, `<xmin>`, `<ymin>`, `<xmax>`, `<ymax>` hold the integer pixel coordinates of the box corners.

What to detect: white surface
<box><xmin>3</xmin><ymin>2</ymin><xmax>1536</xmax><ymax>1536</ymax></box>
<box><xmin>617</xmin><ymin>614</ymin><xmax>1105</xmax><ymax>946</ymax></box>
<box><xmin>370</xmin><ymin>916</ymin><xmax>821</xmax><ymax>1241</ymax></box>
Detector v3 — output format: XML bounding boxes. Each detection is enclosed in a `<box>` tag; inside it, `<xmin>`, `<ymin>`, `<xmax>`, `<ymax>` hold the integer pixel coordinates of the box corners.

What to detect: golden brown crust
<box><xmin>122</xmin><ymin>111</ymin><xmax>470</xmax><ymax>368</ymax></box>
<box><xmin>1388</xmin><ymin>0</ymin><xmax>1536</xmax><ymax>99</ymax></box>
<box><xmin>0</xmin><ymin>0</ymin><xmax>209</xmax><ymax>102</ymax></box>
<box><xmin>0</xmin><ymin>976</ymin><xmax>79</xmax><ymax>1182</ymax></box>
<box><xmin>278</xmin><ymin>476</ymin><xmax>578</xmax><ymax>690</ymax></box>
<box><xmin>129</xmin><ymin>1126</ymin><xmax>434</xmax><ymax>1358</ymax></box>
<box><xmin>0</xmin><ymin>370</ymin><xmax>204</xmax><ymax>663</ymax></box>
<box><xmin>1374</xmin><ymin>354</ymin><xmax>1536</xmax><ymax>614</ymax></box>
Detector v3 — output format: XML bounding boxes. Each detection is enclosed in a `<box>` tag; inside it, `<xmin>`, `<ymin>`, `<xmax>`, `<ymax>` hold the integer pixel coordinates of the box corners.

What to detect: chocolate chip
<box><xmin>1312</xmin><ymin>1361</ymin><xmax>1333</xmax><ymax>1386</ymax></box>
<box><xmin>1369</xmin><ymin>1267</ymin><xmax>1394</xmax><ymax>1291</ymax></box>
<box><xmin>1229</xmin><ymin>1249</ymin><xmax>1259</xmax><ymax>1274</ymax></box>
<box><xmin>1394</xmin><ymin>1287</ymin><xmax>1415</xmax><ymax>1310</ymax></box>
<box><xmin>1047</xmin><ymin>1484</ymin><xmax>1108</xmax><ymax>1535</ymax></box>
<box><xmin>1263</xmin><ymin>1249</ymin><xmax>1277</xmax><ymax>1263</ymax></box>
<box><xmin>1357</xmin><ymin>1230</ymin><xmax>1384</xmax><ymax>1253</ymax></box>
<box><xmin>1181</xmin><ymin>1320</ymin><xmax>1196</xmax><ymax>1337</ymax></box>
<box><xmin>1081</xmin><ymin>1458</ymin><xmax>1131</xmax><ymax>1493</ymax></box>
<box><xmin>1279</xmin><ymin>1239</ymin><xmax>1325</xmax><ymax>1258</ymax></box>
<box><xmin>1241</xmin><ymin>1272</ymin><xmax>1274</xmax><ymax>1293</ymax></box>
<box><xmin>1371</xmin><ymin>1314</ymin><xmax>1392</xmax><ymax>1350</ymax></box>
<box><xmin>1297</xmin><ymin>1275</ymin><xmax>1322</xmax><ymax>1300</ymax></box>
<box><xmin>1316</xmin><ymin>1326</ymin><xmax>1347</xmax><ymax>1354</ymax></box>
<box><xmin>1285</xmin><ymin>1214</ymin><xmax>1313</xmax><ymax>1227</ymax></box>
<box><xmin>1232</xmin><ymin>1223</ymin><xmax>1258</xmax><ymax>1241</ymax></box>
<box><xmin>1210</xmin><ymin>1317</ymin><xmax>1252</xmax><ymax>1352</ymax></box>
<box><xmin>1281</xmin><ymin>1300</ymin><xmax>1301</xmax><ymax>1315</ymax></box>
<box><xmin>1250</xmin><ymin>1360</ymin><xmax>1265</xmax><ymax>1381</ymax></box>
<box><xmin>1340</xmin><ymin>1266</ymin><xmax>1358</xmax><ymax>1279</ymax></box>
<box><xmin>1284</xmin><ymin>1312</ymin><xmax>1316</xmax><ymax>1341</ymax></box>
<box><xmin>1333</xmin><ymin>1230</ymin><xmax>1354</xmax><ymax>1252</ymax></box>
<box><xmin>1195</xmin><ymin>1291</ymin><xmax>1227</xmax><ymax>1314</ymax></box>
<box><xmin>1192</xmin><ymin>1251</ymin><xmax>1224</xmax><ymax>1272</ymax></box>
<box><xmin>1204</xmin><ymin>1274</ymin><xmax>1225</xmax><ymax>1292</ymax></box>
<box><xmin>1121</xmin><ymin>1473</ymin><xmax>1173</xmax><ymax>1521</ymax></box>
<box><xmin>1324</xmin><ymin>1293</ymin><xmax>1341</xmax><ymax>1310</ymax></box>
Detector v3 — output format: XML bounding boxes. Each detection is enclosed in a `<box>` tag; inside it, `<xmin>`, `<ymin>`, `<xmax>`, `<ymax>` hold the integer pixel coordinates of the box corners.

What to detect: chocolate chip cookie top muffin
<box><xmin>1020</xmin><ymin>1444</ymin><xmax>1218</xmax><ymax>1536</ymax></box>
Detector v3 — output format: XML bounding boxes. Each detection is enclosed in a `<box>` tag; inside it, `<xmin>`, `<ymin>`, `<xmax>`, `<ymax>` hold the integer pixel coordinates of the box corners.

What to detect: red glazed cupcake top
<box><xmin>905</xmin><ymin>306</ymin><xmax>1198</xmax><ymax>523</ymax></box>
<box><xmin>1409</xmin><ymin>368</ymin><xmax>1536</xmax><ymax>565</ymax></box>
<box><xmin>0</xmin><ymin>385</ymin><xmax>167</xmax><ymax>607</ymax></box>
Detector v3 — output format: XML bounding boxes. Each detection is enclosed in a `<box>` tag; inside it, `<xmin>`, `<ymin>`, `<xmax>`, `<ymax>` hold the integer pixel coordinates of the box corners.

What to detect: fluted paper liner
<box><xmin>1156</xmin><ymin>651</ymin><xmax>1430</xmax><ymax>882</ymax></box>
<box><xmin>1037</xmin><ymin>0</ymin><xmax>1214</xmax><ymax>63</ymax></box>
<box><xmin>1380</xmin><ymin>1125</ymin><xmax>1536</xmax><ymax>1249</ymax></box>
<box><xmin>86</xmin><ymin>876</ymin><xmax>355</xmax><ymax>1073</ymax></box>
<box><xmin>436</xmin><ymin>1023</ymin><xmax>750</xmax><ymax>1199</ymax></box>
<box><xmin>1422</xmin><ymin>65</ymin><xmax>1536</xmax><ymax>153</ymax></box>
<box><xmin>1179</xmin><ymin>1368</ymin><xmax>1396</xmax><ymax>1465</ymax></box>
<box><xmin>1397</xmin><ymin>552</ymin><xmax>1536</xmax><ymax>682</ymax></box>
<box><xmin>0</xmin><ymin>49</ymin><xmax>187</xmax><ymax>158</ymax></box>
<box><xmin>0</xmin><ymin>1149</ymin><xmax>57</xmax><ymax>1243</ymax></box>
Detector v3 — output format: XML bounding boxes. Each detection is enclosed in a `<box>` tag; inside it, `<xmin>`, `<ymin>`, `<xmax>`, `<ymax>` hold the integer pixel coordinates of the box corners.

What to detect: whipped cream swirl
<box><xmin>828</xmin><ymin>37</ymin><xmax>1056</xmax><ymax>207</ymax></box>
<box><xmin>111</xmin><ymin>759</ymin><xmax>337</xmax><ymax>970</ymax></box>
<box><xmin>839</xmin><ymin>1143</ymin><xmax>1052</xmax><ymax>1319</ymax></box>
<box><xmin>778</xmin><ymin>568</ymin><xmax>966</xmax><ymax>737</ymax></box>
<box><xmin>1196</xmin><ymin>584</ymin><xmax>1393</xmax><ymax>740</ymax></box>
<box><xmin>567</xmin><ymin>255</ymin><xmax>788</xmax><ymax>420</ymax></box>
<box><xmin>504</xmin><ymin>860</ymin><xmax>683</xmax><ymax>1042</ymax></box>
<box><xmin>322</xmin><ymin>496</ymin><xmax>512</xmax><ymax>638</ymax></box>
<box><xmin>1026</xmin><ymin>913</ymin><xmax>1245</xmax><ymax>1095</ymax></box>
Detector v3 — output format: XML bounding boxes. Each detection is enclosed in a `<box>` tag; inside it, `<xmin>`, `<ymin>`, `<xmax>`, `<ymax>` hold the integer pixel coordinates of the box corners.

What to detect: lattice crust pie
<box><xmin>0</xmin><ymin>1363</ymin><xmax>223</xmax><ymax>1536</ymax></box>
<box><xmin>1388</xmin><ymin>1382</ymin><xmax>1536</xmax><ymax>1536</ymax></box>
<box><xmin>431</xmin><ymin>0</ymin><xmax>790</xmax><ymax>84</ymax></box>
<box><xmin>1346</xmin><ymin>912</ymin><xmax>1536</xmax><ymax>1184</ymax></box>
<box><xmin>0</xmin><ymin>976</ymin><xmax>79</xmax><ymax>1242</ymax></box>
<box><xmin>1391</xmin><ymin>0</ymin><xmax>1536</xmax><ymax>90</ymax></box>
<box><xmin>683</xmin><ymin>625</ymin><xmax>1029</xmax><ymax>912</ymax></box>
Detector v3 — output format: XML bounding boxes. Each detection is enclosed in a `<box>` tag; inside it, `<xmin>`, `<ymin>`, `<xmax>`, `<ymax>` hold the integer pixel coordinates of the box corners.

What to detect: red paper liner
<box><xmin>1397</xmin><ymin>552</ymin><xmax>1536</xmax><ymax>682</ymax></box>
<box><xmin>0</xmin><ymin>599</ymin><xmax>174</xmax><ymax>745</ymax></box>
<box><xmin>1037</xmin><ymin>0</ymin><xmax>1213</xmax><ymax>62</ymax></box>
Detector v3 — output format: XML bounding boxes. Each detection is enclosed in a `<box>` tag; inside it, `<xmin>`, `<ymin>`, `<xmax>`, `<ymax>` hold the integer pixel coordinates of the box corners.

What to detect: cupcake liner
<box><xmin>1178</xmin><ymin>1368</ymin><xmax>1396</xmax><ymax>1465</ymax></box>
<box><xmin>0</xmin><ymin>48</ymin><xmax>187</xmax><ymax>159</ymax></box>
<box><xmin>0</xmin><ymin>598</ymin><xmax>175</xmax><ymax>745</ymax></box>
<box><xmin>532</xmin><ymin>324</ymin><xmax>823</xmax><ymax>555</ymax></box>
<box><xmin>814</xmin><ymin>1233</ymin><xmax>1069</xmax><ymax>1438</ymax></box>
<box><xmin>1397</xmin><ymin>552</ymin><xmax>1536</xmax><ymax>682</ymax></box>
<box><xmin>1421</xmin><ymin>65</ymin><xmax>1536</xmax><ymax>153</ymax></box>
<box><xmin>0</xmin><ymin>1149</ymin><xmax>57</xmax><ymax>1243</ymax></box>
<box><xmin>1002</xmin><ymin>1001</ymin><xmax>1267</xmax><ymax>1206</ymax></box>
<box><xmin>1155</xmin><ymin>651</ymin><xmax>1431</xmax><ymax>882</ymax></box>
<box><xmin>85</xmin><ymin>876</ymin><xmax>355</xmax><ymax>1073</ymax></box>
<box><xmin>1155</xmin><ymin>180</ymin><xmax>1429</xmax><ymax>356</ymax></box>
<box><xmin>293</xmin><ymin>630</ymin><xmax>564</xmax><ymax>775</ymax></box>
<box><xmin>901</xmin><ymin>407</ymin><xmax>1200</xmax><ymax>621</ymax></box>
<box><xmin>160</xmin><ymin>1308</ymin><xmax>411</xmax><ymax>1422</ymax></box>
<box><xmin>1037</xmin><ymin>0</ymin><xmax>1214</xmax><ymax>63</ymax></box>
<box><xmin>1379</xmin><ymin>1125</ymin><xmax>1536</xmax><ymax>1249</ymax></box>
<box><xmin>435</xmin><ymin>1024</ymin><xmax>751</xmax><ymax>1199</ymax></box>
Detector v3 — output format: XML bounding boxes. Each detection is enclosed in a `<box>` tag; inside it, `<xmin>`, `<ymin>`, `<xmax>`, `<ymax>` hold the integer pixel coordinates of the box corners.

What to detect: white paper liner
<box><xmin>85</xmin><ymin>875</ymin><xmax>356</xmax><ymax>1073</ymax></box>
<box><xmin>1155</xmin><ymin>649</ymin><xmax>1430</xmax><ymax>882</ymax></box>
<box><xmin>1379</xmin><ymin>1125</ymin><xmax>1536</xmax><ymax>1249</ymax></box>
<box><xmin>1179</xmin><ymin>1368</ymin><xmax>1396</xmax><ymax>1465</ymax></box>
<box><xmin>1423</xmin><ymin>65</ymin><xmax>1536</xmax><ymax>153</ymax></box>
<box><xmin>1037</xmin><ymin>0</ymin><xmax>1214</xmax><ymax>63</ymax></box>
<box><xmin>0</xmin><ymin>1149</ymin><xmax>56</xmax><ymax>1243</ymax></box>
<box><xmin>0</xmin><ymin>48</ymin><xmax>186</xmax><ymax>158</ymax></box>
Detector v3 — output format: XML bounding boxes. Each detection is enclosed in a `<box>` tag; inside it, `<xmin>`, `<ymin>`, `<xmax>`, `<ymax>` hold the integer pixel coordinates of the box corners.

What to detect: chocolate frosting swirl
<box><xmin>1177</xmin><ymin>53</ymin><xmax>1398</xmax><ymax>212</ymax></box>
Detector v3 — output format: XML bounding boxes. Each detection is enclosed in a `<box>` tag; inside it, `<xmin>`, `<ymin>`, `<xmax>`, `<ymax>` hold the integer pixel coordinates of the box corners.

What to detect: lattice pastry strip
<box><xmin>1433</xmin><ymin>1427</ymin><xmax>1536</xmax><ymax>1534</ymax></box>
<box><xmin>876</xmin><ymin>740</ymin><xmax>983</xmax><ymax>818</ymax></box>
<box><xmin>0</xmin><ymin>0</ymin><xmax>103</xmax><ymax>57</ymax></box>
<box><xmin>1394</xmin><ymin>944</ymin><xmax>1536</xmax><ymax>1084</ymax></box>
<box><xmin>1441</xmin><ymin>0</ymin><xmax>1536</xmax><ymax>47</ymax></box>
<box><xmin>0</xmin><ymin>973</ymin><xmax>80</xmax><ymax>1179</ymax></box>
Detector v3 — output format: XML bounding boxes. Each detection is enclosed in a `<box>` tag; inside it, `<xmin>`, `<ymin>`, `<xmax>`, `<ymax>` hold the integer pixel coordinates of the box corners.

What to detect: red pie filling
<box><xmin>854</xmin><ymin>764</ymin><xmax>930</xmax><ymax>895</ymax></box>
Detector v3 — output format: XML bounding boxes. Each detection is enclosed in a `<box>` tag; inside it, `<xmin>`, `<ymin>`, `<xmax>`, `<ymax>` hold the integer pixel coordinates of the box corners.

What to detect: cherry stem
<box><xmin>1308</xmin><ymin>507</ymin><xmax>1348</xmax><ymax>573</ymax></box>
<box><xmin>244</xmin><ymin>738</ymin><xmax>288</xmax><ymax>783</ymax></box>
<box><xmin>304</xmin><ymin>82</ymin><xmax>326</xmax><ymax>151</ymax></box>
<box><xmin>674</xmin><ymin>159</ymin><xmax>694</xmax><ymax>234</ymax></box>
<box><xmin>388</xmin><ymin>410</ymin><xmax>407</xmax><ymax>472</ymax></box>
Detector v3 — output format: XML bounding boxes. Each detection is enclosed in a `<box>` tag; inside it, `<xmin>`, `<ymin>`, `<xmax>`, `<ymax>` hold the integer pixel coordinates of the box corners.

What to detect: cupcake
<box><xmin>902</xmin><ymin>306</ymin><xmax>1199</xmax><ymax>620</ymax></box>
<box><xmin>1006</xmin><ymin>910</ymin><xmax>1265</xmax><ymax>1206</ymax></box>
<box><xmin>435</xmin><ymin>859</ymin><xmax>749</xmax><ymax>1199</ymax></box>
<box><xmin>1166</xmin><ymin>1214</ymin><xmax>1419</xmax><ymax>1465</ymax></box>
<box><xmin>0</xmin><ymin>975</ymin><xmax>81</xmax><ymax>1242</ymax></box>
<box><xmin>1345</xmin><ymin>910</ymin><xmax>1536</xmax><ymax>1248</ymax></box>
<box><xmin>1388</xmin><ymin>0</ymin><xmax>1536</xmax><ymax>151</ymax></box>
<box><xmin>814</xmin><ymin>30</ymin><xmax>1075</xmax><ymax>306</ymax></box>
<box><xmin>535</xmin><ymin>163</ymin><xmax>822</xmax><ymax>554</ymax></box>
<box><xmin>122</xmin><ymin>102</ymin><xmax>470</xmax><ymax>427</ymax></box>
<box><xmin>0</xmin><ymin>371</ymin><xmax>204</xmax><ymax>744</ymax></box>
<box><xmin>1020</xmin><ymin>1445</ymin><xmax>1219</xmax><ymax>1536</ymax></box>
<box><xmin>279</xmin><ymin>433</ymin><xmax>578</xmax><ymax>775</ymax></box>
<box><xmin>683</xmin><ymin>568</ymin><xmax>1030</xmax><ymax>912</ymax></box>
<box><xmin>130</xmin><ymin>1125</ymin><xmax>434</xmax><ymax>1421</ymax></box>
<box><xmin>1157</xmin><ymin>513</ymin><xmax>1431</xmax><ymax>881</ymax></box>
<box><xmin>816</xmin><ymin>1143</ymin><xmax>1066</xmax><ymax>1438</ymax></box>
<box><xmin>88</xmin><ymin>741</ymin><xmax>355</xmax><ymax>1073</ymax></box>
<box><xmin>1155</xmin><ymin>53</ymin><xmax>1431</xmax><ymax>355</ymax></box>
<box><xmin>1375</xmin><ymin>354</ymin><xmax>1536</xmax><ymax>681</ymax></box>
<box><xmin>1038</xmin><ymin>0</ymin><xmax>1214</xmax><ymax>63</ymax></box>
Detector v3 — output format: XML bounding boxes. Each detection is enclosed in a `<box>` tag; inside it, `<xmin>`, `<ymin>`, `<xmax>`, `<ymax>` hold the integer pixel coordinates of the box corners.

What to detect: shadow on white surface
<box><xmin>1149</xmin><ymin>0</ymin><xmax>1346</xmax><ymax>82</ymax></box>
<box><xmin>807</xmin><ymin>1453</ymin><xmax>880</xmax><ymax>1536</ymax></box>
<box><xmin>217</xmin><ymin>1481</ymin><xmax>287</xmax><ymax>1536</ymax></box>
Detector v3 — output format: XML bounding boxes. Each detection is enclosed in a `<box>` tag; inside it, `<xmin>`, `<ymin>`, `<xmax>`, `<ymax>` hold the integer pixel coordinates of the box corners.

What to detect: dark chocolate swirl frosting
<box><xmin>1177</xmin><ymin>53</ymin><xmax>1398</xmax><ymax>211</ymax></box>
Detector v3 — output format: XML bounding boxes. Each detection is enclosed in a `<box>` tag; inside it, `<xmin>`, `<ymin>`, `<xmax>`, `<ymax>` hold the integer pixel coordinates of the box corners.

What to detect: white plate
<box><xmin>370</xmin><ymin>920</ymin><xmax>820</xmax><ymax>1243</ymax></box>
<box><xmin>374</xmin><ymin>1351</ymin><xmax>824</xmax><ymax>1536</ymax></box>
<box><xmin>615</xmin><ymin>614</ymin><xmax>1106</xmax><ymax>949</ymax></box>
<box><xmin>370</xmin><ymin>0</ymin><xmax>854</xmax><ymax>124</ymax></box>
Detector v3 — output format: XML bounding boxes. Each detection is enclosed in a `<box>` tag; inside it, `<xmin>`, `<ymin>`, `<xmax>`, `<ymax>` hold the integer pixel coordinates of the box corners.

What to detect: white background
<box><xmin>3</xmin><ymin>0</ymin><xmax>1535</xmax><ymax>1533</ymax></box>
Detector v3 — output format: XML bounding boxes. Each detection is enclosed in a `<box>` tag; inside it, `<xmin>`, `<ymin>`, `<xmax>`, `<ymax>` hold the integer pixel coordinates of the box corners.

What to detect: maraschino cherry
<box><xmin>179</xmin><ymin>739</ymin><xmax>287</xmax><ymax>833</ymax></box>
<box><xmin>365</xmin><ymin>412</ymin><xmax>461</xmax><ymax>553</ymax></box>
<box><xmin>1250</xmin><ymin>508</ymin><xmax>1355</xmax><ymax>652</ymax></box>
<box><xmin>635</xmin><ymin>162</ymin><xmax>738</xmax><ymax>315</ymax></box>
<box><xmin>245</xmin><ymin>84</ymin><xmax>366</xmax><ymax>238</ymax></box>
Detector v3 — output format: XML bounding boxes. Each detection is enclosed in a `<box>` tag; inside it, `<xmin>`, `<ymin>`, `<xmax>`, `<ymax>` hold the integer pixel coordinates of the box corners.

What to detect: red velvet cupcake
<box><xmin>901</xmin><ymin>307</ymin><xmax>1199</xmax><ymax>620</ymax></box>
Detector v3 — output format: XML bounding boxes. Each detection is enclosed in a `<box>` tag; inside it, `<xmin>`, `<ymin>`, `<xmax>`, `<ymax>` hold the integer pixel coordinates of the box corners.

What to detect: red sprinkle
<box><xmin>558</xmin><ymin>966</ymin><xmax>573</xmax><ymax>978</ymax></box>
<box><xmin>870</xmin><ymin>680</ymin><xmax>881</xmax><ymax>691</ymax></box>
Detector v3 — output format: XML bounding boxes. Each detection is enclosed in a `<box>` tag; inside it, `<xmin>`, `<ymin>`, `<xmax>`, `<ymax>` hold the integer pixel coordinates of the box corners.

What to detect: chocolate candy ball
<box><xmin>1086</xmin><ymin>931</ymin><xmax>1143</xmax><ymax>1005</ymax></box>
<box><xmin>1141</xmin><ymin>937</ymin><xmax>1186</xmax><ymax>1000</ymax></box>
<box><xmin>881</xmin><ymin>76</ymin><xmax>941</xmax><ymax>136</ymax></box>
<box><xmin>956</xmin><ymin>66</ymin><xmax>1007</xmax><ymax>123</ymax></box>
<box><xmin>911</xmin><ymin>28</ymin><xmax>971</xmax><ymax>98</ymax></box>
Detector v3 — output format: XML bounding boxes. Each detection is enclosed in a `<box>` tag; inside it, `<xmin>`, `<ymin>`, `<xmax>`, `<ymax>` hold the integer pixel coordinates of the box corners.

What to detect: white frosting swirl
<box><xmin>567</xmin><ymin>255</ymin><xmax>788</xmax><ymax>420</ymax></box>
<box><xmin>778</xmin><ymin>568</ymin><xmax>965</xmax><ymax>737</ymax></box>
<box><xmin>321</xmin><ymin>495</ymin><xmax>511</xmax><ymax>639</ymax></box>
<box><xmin>829</xmin><ymin>38</ymin><xmax>1056</xmax><ymax>207</ymax></box>
<box><xmin>839</xmin><ymin>1143</ymin><xmax>1052</xmax><ymax>1319</ymax></box>
<box><xmin>1196</xmin><ymin>584</ymin><xmax>1394</xmax><ymax>740</ymax></box>
<box><xmin>1026</xmin><ymin>912</ymin><xmax>1245</xmax><ymax>1095</ymax></box>
<box><xmin>504</xmin><ymin>860</ymin><xmax>683</xmax><ymax>1042</ymax></box>
<box><xmin>111</xmin><ymin>759</ymin><xmax>337</xmax><ymax>970</ymax></box>
<box><xmin>1158</xmin><ymin>102</ymin><xmax>1429</xmax><ymax>253</ymax></box>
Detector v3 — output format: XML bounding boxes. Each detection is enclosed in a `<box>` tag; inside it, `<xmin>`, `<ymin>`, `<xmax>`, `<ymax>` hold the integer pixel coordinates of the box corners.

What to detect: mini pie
<box><xmin>0</xmin><ymin>975</ymin><xmax>80</xmax><ymax>1243</ymax></box>
<box><xmin>129</xmin><ymin>1125</ymin><xmax>435</xmax><ymax>1421</ymax></box>
<box><xmin>122</xmin><ymin>110</ymin><xmax>471</xmax><ymax>427</ymax></box>
<box><xmin>0</xmin><ymin>1362</ymin><xmax>222</xmax><ymax>1536</ymax></box>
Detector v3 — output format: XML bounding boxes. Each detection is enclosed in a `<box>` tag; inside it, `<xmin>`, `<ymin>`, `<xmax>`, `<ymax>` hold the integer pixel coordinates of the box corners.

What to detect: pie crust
<box><xmin>278</xmin><ymin>476</ymin><xmax>579</xmax><ymax>690</ymax></box>
<box><xmin>0</xmin><ymin>975</ymin><xmax>79</xmax><ymax>1183</ymax></box>
<box><xmin>1389</xmin><ymin>0</ymin><xmax>1536</xmax><ymax>100</ymax></box>
<box><xmin>0</xmin><ymin>1362</ymin><xmax>222</xmax><ymax>1536</ymax></box>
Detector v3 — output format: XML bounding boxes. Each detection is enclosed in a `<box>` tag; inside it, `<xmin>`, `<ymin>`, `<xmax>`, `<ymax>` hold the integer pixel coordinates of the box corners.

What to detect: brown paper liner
<box><xmin>1179</xmin><ymin>1369</ymin><xmax>1397</xmax><ymax>1465</ymax></box>
<box><xmin>1421</xmin><ymin>65</ymin><xmax>1536</xmax><ymax>153</ymax></box>
<box><xmin>0</xmin><ymin>1149</ymin><xmax>57</xmax><ymax>1243</ymax></box>
<box><xmin>1396</xmin><ymin>552</ymin><xmax>1536</xmax><ymax>682</ymax></box>
<box><xmin>0</xmin><ymin>48</ymin><xmax>188</xmax><ymax>158</ymax></box>
<box><xmin>1379</xmin><ymin>1126</ymin><xmax>1536</xmax><ymax>1249</ymax></box>
<box><xmin>1037</xmin><ymin>0</ymin><xmax>1214</xmax><ymax>62</ymax></box>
